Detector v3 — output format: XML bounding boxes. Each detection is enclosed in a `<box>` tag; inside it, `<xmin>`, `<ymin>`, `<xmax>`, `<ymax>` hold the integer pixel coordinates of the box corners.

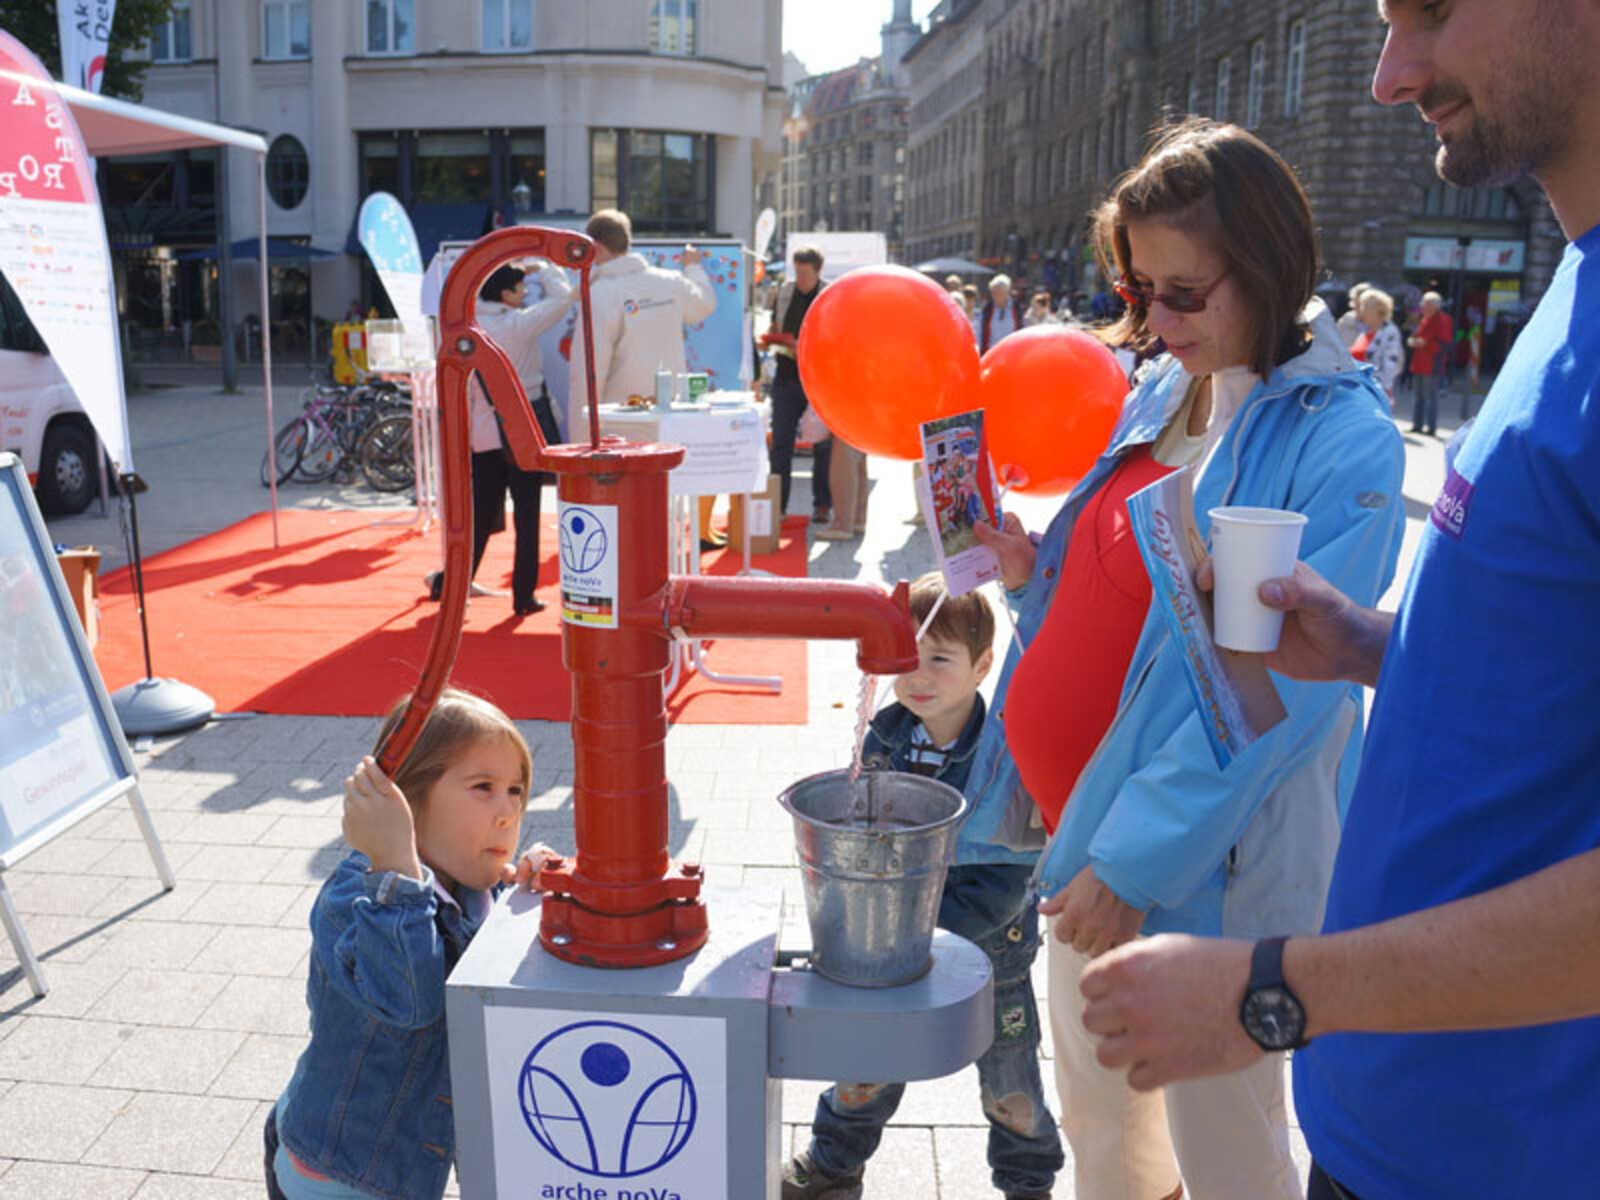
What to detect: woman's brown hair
<box><xmin>374</xmin><ymin>688</ymin><xmax>532</xmax><ymax>814</ymax></box>
<box><xmin>1095</xmin><ymin>117</ymin><xmax>1319</xmax><ymax>376</ymax></box>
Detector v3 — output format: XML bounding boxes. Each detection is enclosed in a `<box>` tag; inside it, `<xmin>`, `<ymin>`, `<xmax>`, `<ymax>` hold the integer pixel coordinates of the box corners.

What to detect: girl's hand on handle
<box><xmin>508</xmin><ymin>842</ymin><xmax>560</xmax><ymax>889</ymax></box>
<box><xmin>972</xmin><ymin>511</ymin><xmax>1037</xmax><ymax>591</ymax></box>
<box><xmin>344</xmin><ymin>757</ymin><xmax>422</xmax><ymax>880</ymax></box>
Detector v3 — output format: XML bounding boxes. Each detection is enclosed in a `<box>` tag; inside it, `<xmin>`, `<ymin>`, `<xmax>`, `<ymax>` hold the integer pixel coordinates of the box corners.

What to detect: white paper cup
<box><xmin>1208</xmin><ymin>506</ymin><xmax>1308</xmax><ymax>652</ymax></box>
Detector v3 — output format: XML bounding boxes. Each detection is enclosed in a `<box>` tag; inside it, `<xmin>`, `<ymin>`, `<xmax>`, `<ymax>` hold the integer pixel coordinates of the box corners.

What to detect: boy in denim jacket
<box><xmin>783</xmin><ymin>573</ymin><xmax>1063</xmax><ymax>1200</ymax></box>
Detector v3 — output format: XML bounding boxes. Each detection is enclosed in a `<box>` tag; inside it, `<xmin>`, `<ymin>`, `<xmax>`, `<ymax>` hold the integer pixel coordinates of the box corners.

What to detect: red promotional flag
<box><xmin>0</xmin><ymin>30</ymin><xmax>131</xmax><ymax>470</ymax></box>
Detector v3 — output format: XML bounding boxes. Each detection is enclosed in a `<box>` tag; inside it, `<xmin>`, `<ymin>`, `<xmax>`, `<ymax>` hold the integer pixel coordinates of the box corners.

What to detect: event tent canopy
<box><xmin>913</xmin><ymin>256</ymin><xmax>988</xmax><ymax>276</ymax></box>
<box><xmin>47</xmin><ymin>79</ymin><xmax>287</xmax><ymax>545</ymax></box>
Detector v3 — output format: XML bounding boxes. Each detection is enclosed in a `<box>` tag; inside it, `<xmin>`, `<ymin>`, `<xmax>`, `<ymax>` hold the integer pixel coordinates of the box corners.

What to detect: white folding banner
<box><xmin>56</xmin><ymin>0</ymin><xmax>117</xmax><ymax>94</ymax></box>
<box><xmin>0</xmin><ymin>32</ymin><xmax>131</xmax><ymax>472</ymax></box>
<box><xmin>357</xmin><ymin>192</ymin><xmax>426</xmax><ymax>342</ymax></box>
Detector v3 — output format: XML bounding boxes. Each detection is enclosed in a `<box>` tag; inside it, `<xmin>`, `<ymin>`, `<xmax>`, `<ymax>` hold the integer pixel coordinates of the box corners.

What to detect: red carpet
<box><xmin>93</xmin><ymin>510</ymin><xmax>812</xmax><ymax>724</ymax></box>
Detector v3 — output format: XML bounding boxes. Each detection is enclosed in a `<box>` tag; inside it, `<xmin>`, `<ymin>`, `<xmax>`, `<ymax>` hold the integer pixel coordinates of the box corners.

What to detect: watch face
<box><xmin>1242</xmin><ymin>986</ymin><xmax>1306</xmax><ymax>1051</ymax></box>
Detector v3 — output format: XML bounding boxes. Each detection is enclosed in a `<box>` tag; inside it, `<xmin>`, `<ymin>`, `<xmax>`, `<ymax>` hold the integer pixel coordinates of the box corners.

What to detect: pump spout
<box><xmin>656</xmin><ymin>576</ymin><xmax>919</xmax><ymax>676</ymax></box>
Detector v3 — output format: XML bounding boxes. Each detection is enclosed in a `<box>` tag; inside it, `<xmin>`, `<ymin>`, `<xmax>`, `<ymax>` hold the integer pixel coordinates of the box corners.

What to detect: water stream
<box><xmin>846</xmin><ymin>672</ymin><xmax>876</xmax><ymax>785</ymax></box>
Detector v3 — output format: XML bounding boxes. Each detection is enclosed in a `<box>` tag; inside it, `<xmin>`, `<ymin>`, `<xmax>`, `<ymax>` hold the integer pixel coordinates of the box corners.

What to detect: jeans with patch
<box><xmin>805</xmin><ymin>864</ymin><xmax>1064</xmax><ymax>1196</ymax></box>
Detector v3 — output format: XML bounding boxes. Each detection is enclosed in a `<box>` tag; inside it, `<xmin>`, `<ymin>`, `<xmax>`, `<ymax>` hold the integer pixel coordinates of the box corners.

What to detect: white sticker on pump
<box><xmin>558</xmin><ymin>501</ymin><xmax>620</xmax><ymax>629</ymax></box>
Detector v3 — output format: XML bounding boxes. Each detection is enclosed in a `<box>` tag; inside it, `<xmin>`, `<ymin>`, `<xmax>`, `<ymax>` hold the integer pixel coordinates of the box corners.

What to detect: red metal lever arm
<box><xmin>375</xmin><ymin>226</ymin><xmax>599</xmax><ymax>779</ymax></box>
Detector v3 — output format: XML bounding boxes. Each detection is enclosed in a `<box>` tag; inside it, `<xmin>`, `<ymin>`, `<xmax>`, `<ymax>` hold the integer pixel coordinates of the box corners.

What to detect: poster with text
<box><xmin>0</xmin><ymin>32</ymin><xmax>132</xmax><ymax>470</ymax></box>
<box><xmin>916</xmin><ymin>410</ymin><xmax>1002</xmax><ymax>597</ymax></box>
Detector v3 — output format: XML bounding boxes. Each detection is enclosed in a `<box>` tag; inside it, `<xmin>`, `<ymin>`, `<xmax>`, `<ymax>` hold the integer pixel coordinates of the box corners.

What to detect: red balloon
<box><xmin>981</xmin><ymin>327</ymin><xmax>1128</xmax><ymax>496</ymax></box>
<box><xmin>798</xmin><ymin>265</ymin><xmax>979</xmax><ymax>460</ymax></box>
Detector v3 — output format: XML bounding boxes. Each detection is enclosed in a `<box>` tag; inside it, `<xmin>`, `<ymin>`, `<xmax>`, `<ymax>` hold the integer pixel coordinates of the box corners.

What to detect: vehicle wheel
<box><xmin>359</xmin><ymin>413</ymin><xmax>415</xmax><ymax>492</ymax></box>
<box><xmin>261</xmin><ymin>418</ymin><xmax>306</xmax><ymax>486</ymax></box>
<box><xmin>296</xmin><ymin>423</ymin><xmax>341</xmax><ymax>482</ymax></box>
<box><xmin>38</xmin><ymin>422</ymin><xmax>97</xmax><ymax>515</ymax></box>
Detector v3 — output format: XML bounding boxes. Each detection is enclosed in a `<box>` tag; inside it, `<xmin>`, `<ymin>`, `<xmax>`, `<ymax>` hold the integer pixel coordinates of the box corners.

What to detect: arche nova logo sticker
<box><xmin>559</xmin><ymin>502</ymin><xmax>619</xmax><ymax>628</ymax></box>
<box><xmin>484</xmin><ymin>1009</ymin><xmax>728</xmax><ymax>1199</ymax></box>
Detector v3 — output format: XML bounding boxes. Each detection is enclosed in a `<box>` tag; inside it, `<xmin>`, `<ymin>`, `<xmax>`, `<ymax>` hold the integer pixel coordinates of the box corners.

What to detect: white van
<box><xmin>0</xmin><ymin>271</ymin><xmax>100</xmax><ymax>515</ymax></box>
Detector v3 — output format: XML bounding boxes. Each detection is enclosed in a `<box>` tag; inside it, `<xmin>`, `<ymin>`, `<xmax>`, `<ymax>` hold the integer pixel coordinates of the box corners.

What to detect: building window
<box><xmin>1284</xmin><ymin>19</ymin><xmax>1306</xmax><ymax>118</ymax></box>
<box><xmin>415</xmin><ymin>132</ymin><xmax>491</xmax><ymax>204</ymax></box>
<box><xmin>859</xmin><ymin>174</ymin><xmax>872</xmax><ymax>201</ymax></box>
<box><xmin>151</xmin><ymin>1</ymin><xmax>192</xmax><ymax>62</ymax></box>
<box><xmin>360</xmin><ymin>135</ymin><xmax>400</xmax><ymax>198</ymax></box>
<box><xmin>858</xmin><ymin>142</ymin><xmax>874</xmax><ymax>167</ymax></box>
<box><xmin>367</xmin><ymin>0</ymin><xmax>415</xmax><ymax>55</ymax></box>
<box><xmin>357</xmin><ymin>129</ymin><xmax>545</xmax><ymax>218</ymax></box>
<box><xmin>262</xmin><ymin>0</ymin><xmax>309</xmax><ymax>60</ymax></box>
<box><xmin>1246</xmin><ymin>39</ymin><xmax>1265</xmax><ymax>128</ymax></box>
<box><xmin>509</xmin><ymin>132</ymin><xmax>546</xmax><ymax>215</ymax></box>
<box><xmin>483</xmin><ymin>0</ymin><xmax>532</xmax><ymax>51</ymax></box>
<box><xmin>651</xmin><ymin>0</ymin><xmax>698</xmax><ymax>56</ymax></box>
<box><xmin>266</xmin><ymin>134</ymin><xmax>309</xmax><ymax>209</ymax></box>
<box><xmin>590</xmin><ymin>129</ymin><xmax>714</xmax><ymax>234</ymax></box>
<box><xmin>1214</xmin><ymin>56</ymin><xmax>1231</xmax><ymax>121</ymax></box>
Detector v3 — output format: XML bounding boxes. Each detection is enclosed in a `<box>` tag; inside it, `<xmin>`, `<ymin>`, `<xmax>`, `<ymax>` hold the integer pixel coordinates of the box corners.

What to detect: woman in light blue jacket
<box><xmin>966</xmin><ymin>120</ymin><xmax>1405</xmax><ymax>1200</ymax></box>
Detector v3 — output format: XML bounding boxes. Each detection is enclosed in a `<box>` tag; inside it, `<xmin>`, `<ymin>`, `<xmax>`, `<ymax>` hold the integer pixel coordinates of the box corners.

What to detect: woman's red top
<box><xmin>1003</xmin><ymin>445</ymin><xmax>1177</xmax><ymax>833</ymax></box>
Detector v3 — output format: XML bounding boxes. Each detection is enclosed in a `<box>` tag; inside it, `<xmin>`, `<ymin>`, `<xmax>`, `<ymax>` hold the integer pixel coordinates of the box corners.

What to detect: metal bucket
<box><xmin>779</xmin><ymin>768</ymin><xmax>968</xmax><ymax>988</ymax></box>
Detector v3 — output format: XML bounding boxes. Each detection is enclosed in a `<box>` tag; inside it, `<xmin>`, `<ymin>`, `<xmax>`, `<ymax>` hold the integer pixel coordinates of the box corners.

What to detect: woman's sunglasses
<box><xmin>1113</xmin><ymin>272</ymin><xmax>1228</xmax><ymax>314</ymax></box>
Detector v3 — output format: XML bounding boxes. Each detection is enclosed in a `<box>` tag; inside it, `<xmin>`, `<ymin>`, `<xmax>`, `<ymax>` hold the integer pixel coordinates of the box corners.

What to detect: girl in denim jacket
<box><xmin>265</xmin><ymin>689</ymin><xmax>553</xmax><ymax>1200</ymax></box>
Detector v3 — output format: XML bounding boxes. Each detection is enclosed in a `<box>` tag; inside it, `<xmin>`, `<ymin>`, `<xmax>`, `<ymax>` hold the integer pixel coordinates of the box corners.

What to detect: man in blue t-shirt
<box><xmin>1060</xmin><ymin>3</ymin><xmax>1600</xmax><ymax>1198</ymax></box>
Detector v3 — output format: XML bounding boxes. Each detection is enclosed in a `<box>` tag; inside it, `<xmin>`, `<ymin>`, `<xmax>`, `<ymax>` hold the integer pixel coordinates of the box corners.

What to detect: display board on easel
<box><xmin>0</xmin><ymin>453</ymin><xmax>173</xmax><ymax>996</ymax></box>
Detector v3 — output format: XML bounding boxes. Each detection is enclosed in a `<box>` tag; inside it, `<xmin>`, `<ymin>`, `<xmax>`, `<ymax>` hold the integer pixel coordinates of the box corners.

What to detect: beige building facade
<box><xmin>114</xmin><ymin>0</ymin><xmax>785</xmax><ymax>359</ymax></box>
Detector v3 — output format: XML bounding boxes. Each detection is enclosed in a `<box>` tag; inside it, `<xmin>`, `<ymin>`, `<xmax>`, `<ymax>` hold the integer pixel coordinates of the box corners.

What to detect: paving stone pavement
<box><xmin>4</xmin><ymin>378</ymin><xmax>1449</xmax><ymax>1196</ymax></box>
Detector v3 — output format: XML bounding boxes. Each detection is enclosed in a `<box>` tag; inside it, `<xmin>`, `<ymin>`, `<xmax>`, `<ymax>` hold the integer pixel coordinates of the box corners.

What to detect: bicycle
<box><xmin>260</xmin><ymin>379</ymin><xmax>409</xmax><ymax>487</ymax></box>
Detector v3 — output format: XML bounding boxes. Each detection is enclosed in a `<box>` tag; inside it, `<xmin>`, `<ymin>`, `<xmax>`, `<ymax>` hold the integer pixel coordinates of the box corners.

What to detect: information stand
<box><xmin>0</xmin><ymin>453</ymin><xmax>174</xmax><ymax>997</ymax></box>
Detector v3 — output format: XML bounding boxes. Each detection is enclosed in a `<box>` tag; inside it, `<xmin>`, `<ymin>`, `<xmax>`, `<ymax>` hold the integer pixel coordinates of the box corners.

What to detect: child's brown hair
<box><xmin>908</xmin><ymin>570</ymin><xmax>994</xmax><ymax>665</ymax></box>
<box><xmin>374</xmin><ymin>688</ymin><xmax>532</xmax><ymax>813</ymax></box>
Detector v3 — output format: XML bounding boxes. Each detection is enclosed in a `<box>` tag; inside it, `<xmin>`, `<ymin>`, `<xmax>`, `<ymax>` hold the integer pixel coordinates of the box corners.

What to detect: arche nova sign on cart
<box><xmin>0</xmin><ymin>453</ymin><xmax>173</xmax><ymax>997</ymax></box>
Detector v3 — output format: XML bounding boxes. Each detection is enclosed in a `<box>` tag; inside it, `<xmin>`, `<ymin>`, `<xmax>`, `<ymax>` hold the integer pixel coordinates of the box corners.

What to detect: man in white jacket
<box><xmin>428</xmin><ymin>260</ymin><xmax>571</xmax><ymax>615</ymax></box>
<box><xmin>564</xmin><ymin>208</ymin><xmax>717</xmax><ymax>439</ymax></box>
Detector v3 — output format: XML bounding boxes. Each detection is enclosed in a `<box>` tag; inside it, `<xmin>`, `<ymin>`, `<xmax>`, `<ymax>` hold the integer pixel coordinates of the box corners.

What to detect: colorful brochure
<box><xmin>916</xmin><ymin>410</ymin><xmax>1003</xmax><ymax>598</ymax></box>
<box><xmin>1125</xmin><ymin>466</ymin><xmax>1287</xmax><ymax>767</ymax></box>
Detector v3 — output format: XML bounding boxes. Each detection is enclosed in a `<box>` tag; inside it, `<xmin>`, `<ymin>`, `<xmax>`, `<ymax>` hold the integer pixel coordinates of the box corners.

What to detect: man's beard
<box><xmin>1425</xmin><ymin>10</ymin><xmax>1589</xmax><ymax>188</ymax></box>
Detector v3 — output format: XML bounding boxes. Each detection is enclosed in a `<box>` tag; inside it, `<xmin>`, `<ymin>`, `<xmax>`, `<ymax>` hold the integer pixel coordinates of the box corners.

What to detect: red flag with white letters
<box><xmin>0</xmin><ymin>30</ymin><xmax>131</xmax><ymax>470</ymax></box>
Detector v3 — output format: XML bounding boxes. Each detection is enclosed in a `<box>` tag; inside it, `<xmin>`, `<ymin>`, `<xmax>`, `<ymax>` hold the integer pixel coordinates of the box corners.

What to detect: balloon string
<box><xmin>993</xmin><ymin>577</ymin><xmax>1028</xmax><ymax>659</ymax></box>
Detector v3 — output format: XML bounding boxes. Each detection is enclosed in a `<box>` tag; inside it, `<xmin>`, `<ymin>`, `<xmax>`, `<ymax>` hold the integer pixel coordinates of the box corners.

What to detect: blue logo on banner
<box><xmin>559</xmin><ymin>507</ymin><xmax>609</xmax><ymax>575</ymax></box>
<box><xmin>356</xmin><ymin>192</ymin><xmax>423</xmax><ymax>276</ymax></box>
<box><xmin>518</xmin><ymin>1019</ymin><xmax>697</xmax><ymax>1177</ymax></box>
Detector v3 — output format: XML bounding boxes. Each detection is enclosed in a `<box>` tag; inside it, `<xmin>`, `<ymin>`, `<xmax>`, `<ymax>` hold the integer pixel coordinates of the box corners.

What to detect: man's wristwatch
<box><xmin>1239</xmin><ymin>936</ymin><xmax>1309</xmax><ymax>1051</ymax></box>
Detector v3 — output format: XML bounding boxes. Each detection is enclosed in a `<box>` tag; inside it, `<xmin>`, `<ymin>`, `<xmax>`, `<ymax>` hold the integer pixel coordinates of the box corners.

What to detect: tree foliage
<box><xmin>0</xmin><ymin>1</ymin><xmax>178</xmax><ymax>101</ymax></box>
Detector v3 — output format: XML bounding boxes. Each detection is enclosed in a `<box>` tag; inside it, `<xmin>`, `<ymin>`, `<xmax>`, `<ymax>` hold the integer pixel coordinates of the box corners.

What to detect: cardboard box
<box><xmin>54</xmin><ymin>546</ymin><xmax>100</xmax><ymax>647</ymax></box>
<box><xmin>729</xmin><ymin>474</ymin><xmax>782</xmax><ymax>556</ymax></box>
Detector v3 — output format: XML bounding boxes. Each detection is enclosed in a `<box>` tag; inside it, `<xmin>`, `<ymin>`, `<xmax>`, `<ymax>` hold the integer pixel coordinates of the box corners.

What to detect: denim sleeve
<box><xmin>314</xmin><ymin>861</ymin><xmax>450</xmax><ymax>1031</ymax></box>
<box><xmin>1066</xmin><ymin>394</ymin><xmax>1406</xmax><ymax>911</ymax></box>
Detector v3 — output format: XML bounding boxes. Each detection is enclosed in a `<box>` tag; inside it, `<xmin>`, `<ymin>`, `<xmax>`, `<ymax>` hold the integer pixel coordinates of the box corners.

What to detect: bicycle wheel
<box><xmin>359</xmin><ymin>412</ymin><xmax>415</xmax><ymax>492</ymax></box>
<box><xmin>296</xmin><ymin>421</ymin><xmax>343</xmax><ymax>482</ymax></box>
<box><xmin>260</xmin><ymin>417</ymin><xmax>306</xmax><ymax>486</ymax></box>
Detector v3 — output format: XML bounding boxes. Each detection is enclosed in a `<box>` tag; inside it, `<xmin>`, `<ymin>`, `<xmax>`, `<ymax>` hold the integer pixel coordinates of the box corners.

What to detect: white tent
<box><xmin>51</xmin><ymin>80</ymin><xmax>285</xmax><ymax>545</ymax></box>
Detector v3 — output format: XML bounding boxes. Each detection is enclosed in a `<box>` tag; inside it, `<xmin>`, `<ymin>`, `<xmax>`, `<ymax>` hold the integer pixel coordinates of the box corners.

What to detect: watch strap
<box><xmin>1249</xmin><ymin>935</ymin><xmax>1291</xmax><ymax>991</ymax></box>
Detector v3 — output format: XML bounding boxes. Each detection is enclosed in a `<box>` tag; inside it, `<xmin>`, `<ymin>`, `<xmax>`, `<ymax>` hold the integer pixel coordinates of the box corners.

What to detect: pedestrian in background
<box><xmin>766</xmin><ymin>245</ymin><xmax>834</xmax><ymax>525</ymax></box>
<box><xmin>1350</xmin><ymin>286</ymin><xmax>1404</xmax><ymax>404</ymax></box>
<box><xmin>977</xmin><ymin>274</ymin><xmax>1025</xmax><ymax>353</ymax></box>
<box><xmin>1335</xmin><ymin>281</ymin><xmax>1370</xmax><ymax>348</ymax></box>
<box><xmin>1024</xmin><ymin>289</ymin><xmax>1056</xmax><ymax>327</ymax></box>
<box><xmin>1406</xmin><ymin>290</ymin><xmax>1453</xmax><ymax>434</ymax></box>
